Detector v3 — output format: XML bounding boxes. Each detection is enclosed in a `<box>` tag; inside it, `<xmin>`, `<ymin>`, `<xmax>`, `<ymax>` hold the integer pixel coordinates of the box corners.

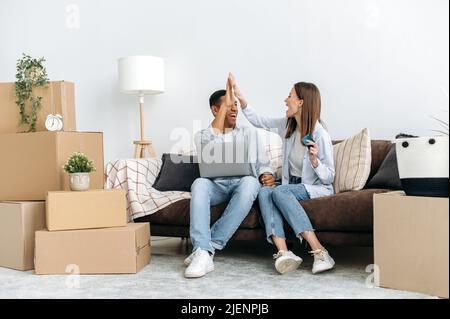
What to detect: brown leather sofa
<box><xmin>135</xmin><ymin>140</ymin><xmax>393</xmax><ymax>246</ymax></box>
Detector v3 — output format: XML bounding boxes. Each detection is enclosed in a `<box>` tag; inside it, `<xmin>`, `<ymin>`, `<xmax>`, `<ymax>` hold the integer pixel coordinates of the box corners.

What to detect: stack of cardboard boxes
<box><xmin>0</xmin><ymin>81</ymin><xmax>150</xmax><ymax>274</ymax></box>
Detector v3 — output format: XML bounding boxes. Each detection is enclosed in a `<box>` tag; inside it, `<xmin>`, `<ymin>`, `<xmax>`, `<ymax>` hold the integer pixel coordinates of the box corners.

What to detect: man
<box><xmin>184</xmin><ymin>76</ymin><xmax>275</xmax><ymax>278</ymax></box>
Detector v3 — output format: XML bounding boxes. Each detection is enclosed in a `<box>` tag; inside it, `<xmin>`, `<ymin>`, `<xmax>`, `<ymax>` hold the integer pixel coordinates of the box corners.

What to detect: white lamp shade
<box><xmin>118</xmin><ymin>55</ymin><xmax>165</xmax><ymax>95</ymax></box>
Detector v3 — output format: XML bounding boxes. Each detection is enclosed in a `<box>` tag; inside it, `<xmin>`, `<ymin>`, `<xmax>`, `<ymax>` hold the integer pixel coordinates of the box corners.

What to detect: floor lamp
<box><xmin>118</xmin><ymin>55</ymin><xmax>164</xmax><ymax>158</ymax></box>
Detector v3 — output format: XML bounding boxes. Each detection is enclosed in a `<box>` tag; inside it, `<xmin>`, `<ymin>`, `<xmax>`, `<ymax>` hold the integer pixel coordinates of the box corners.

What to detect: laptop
<box><xmin>197</xmin><ymin>140</ymin><xmax>254</xmax><ymax>178</ymax></box>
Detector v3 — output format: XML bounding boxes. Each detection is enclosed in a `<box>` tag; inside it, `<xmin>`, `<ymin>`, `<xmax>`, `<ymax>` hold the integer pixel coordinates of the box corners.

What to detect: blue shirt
<box><xmin>242</xmin><ymin>105</ymin><xmax>335</xmax><ymax>198</ymax></box>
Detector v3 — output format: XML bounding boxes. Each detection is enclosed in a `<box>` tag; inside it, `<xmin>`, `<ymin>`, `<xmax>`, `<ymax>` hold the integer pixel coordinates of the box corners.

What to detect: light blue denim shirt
<box><xmin>242</xmin><ymin>106</ymin><xmax>335</xmax><ymax>198</ymax></box>
<box><xmin>194</xmin><ymin>124</ymin><xmax>274</xmax><ymax>178</ymax></box>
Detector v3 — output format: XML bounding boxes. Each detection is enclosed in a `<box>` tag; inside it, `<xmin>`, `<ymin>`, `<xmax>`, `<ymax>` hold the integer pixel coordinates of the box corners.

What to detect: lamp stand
<box><xmin>134</xmin><ymin>94</ymin><xmax>157</xmax><ymax>158</ymax></box>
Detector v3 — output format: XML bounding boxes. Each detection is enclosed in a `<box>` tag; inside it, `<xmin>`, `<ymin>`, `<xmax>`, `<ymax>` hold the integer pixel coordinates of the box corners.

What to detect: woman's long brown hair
<box><xmin>285</xmin><ymin>82</ymin><xmax>322</xmax><ymax>140</ymax></box>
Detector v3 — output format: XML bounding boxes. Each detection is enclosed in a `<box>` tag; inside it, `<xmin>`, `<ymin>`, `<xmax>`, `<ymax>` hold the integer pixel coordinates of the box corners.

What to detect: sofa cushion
<box><xmin>300</xmin><ymin>188</ymin><xmax>391</xmax><ymax>232</ymax></box>
<box><xmin>365</xmin><ymin>144</ymin><xmax>402</xmax><ymax>190</ymax></box>
<box><xmin>137</xmin><ymin>188</ymin><xmax>391</xmax><ymax>233</ymax></box>
<box><xmin>367</xmin><ymin>140</ymin><xmax>393</xmax><ymax>181</ymax></box>
<box><xmin>153</xmin><ymin>154</ymin><xmax>200</xmax><ymax>192</ymax></box>
<box><xmin>262</xmin><ymin>131</ymin><xmax>283</xmax><ymax>179</ymax></box>
<box><xmin>137</xmin><ymin>199</ymin><xmax>262</xmax><ymax>229</ymax></box>
<box><xmin>333</xmin><ymin>128</ymin><xmax>372</xmax><ymax>193</ymax></box>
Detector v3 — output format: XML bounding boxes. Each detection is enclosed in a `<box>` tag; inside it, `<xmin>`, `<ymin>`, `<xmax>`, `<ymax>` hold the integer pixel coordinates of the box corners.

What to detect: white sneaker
<box><xmin>184</xmin><ymin>249</ymin><xmax>214</xmax><ymax>266</ymax></box>
<box><xmin>310</xmin><ymin>249</ymin><xmax>335</xmax><ymax>274</ymax></box>
<box><xmin>184</xmin><ymin>249</ymin><xmax>214</xmax><ymax>278</ymax></box>
<box><xmin>273</xmin><ymin>250</ymin><xmax>303</xmax><ymax>274</ymax></box>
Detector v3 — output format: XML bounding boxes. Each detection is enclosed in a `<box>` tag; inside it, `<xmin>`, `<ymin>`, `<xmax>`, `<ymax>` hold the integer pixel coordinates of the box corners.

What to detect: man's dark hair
<box><xmin>209</xmin><ymin>90</ymin><xmax>226</xmax><ymax>108</ymax></box>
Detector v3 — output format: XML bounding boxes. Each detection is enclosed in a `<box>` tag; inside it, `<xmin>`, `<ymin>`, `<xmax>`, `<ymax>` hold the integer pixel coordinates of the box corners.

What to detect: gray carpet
<box><xmin>0</xmin><ymin>238</ymin><xmax>434</xmax><ymax>299</ymax></box>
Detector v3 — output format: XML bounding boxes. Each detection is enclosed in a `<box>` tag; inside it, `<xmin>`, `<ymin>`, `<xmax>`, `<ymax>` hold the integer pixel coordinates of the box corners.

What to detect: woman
<box><xmin>229</xmin><ymin>73</ymin><xmax>335</xmax><ymax>275</ymax></box>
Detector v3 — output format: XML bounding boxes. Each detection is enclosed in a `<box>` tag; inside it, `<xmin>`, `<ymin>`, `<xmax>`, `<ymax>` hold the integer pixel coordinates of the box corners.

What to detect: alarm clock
<box><xmin>45</xmin><ymin>114</ymin><xmax>63</xmax><ymax>131</ymax></box>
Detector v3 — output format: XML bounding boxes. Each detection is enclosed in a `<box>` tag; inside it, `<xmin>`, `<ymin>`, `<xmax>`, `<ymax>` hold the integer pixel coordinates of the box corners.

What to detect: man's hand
<box><xmin>259</xmin><ymin>173</ymin><xmax>276</xmax><ymax>187</ymax></box>
<box><xmin>225</xmin><ymin>76</ymin><xmax>234</xmax><ymax>106</ymax></box>
<box><xmin>211</xmin><ymin>77</ymin><xmax>234</xmax><ymax>134</ymax></box>
<box><xmin>228</xmin><ymin>72</ymin><xmax>248</xmax><ymax>109</ymax></box>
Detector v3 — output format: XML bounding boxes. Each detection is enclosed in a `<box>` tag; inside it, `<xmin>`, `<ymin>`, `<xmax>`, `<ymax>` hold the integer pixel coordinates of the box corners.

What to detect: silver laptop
<box><xmin>197</xmin><ymin>140</ymin><xmax>254</xmax><ymax>178</ymax></box>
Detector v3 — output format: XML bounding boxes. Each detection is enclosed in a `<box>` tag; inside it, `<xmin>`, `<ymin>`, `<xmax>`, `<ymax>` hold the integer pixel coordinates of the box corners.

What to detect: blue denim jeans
<box><xmin>189</xmin><ymin>176</ymin><xmax>261</xmax><ymax>254</ymax></box>
<box><xmin>258</xmin><ymin>177</ymin><xmax>314</xmax><ymax>244</ymax></box>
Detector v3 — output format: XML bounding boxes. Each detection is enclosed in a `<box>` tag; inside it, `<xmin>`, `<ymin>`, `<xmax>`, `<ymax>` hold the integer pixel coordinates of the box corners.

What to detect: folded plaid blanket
<box><xmin>104</xmin><ymin>158</ymin><xmax>191</xmax><ymax>221</ymax></box>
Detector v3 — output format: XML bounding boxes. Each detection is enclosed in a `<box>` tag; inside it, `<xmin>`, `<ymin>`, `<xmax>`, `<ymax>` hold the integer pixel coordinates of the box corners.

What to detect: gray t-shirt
<box><xmin>289</xmin><ymin>132</ymin><xmax>306</xmax><ymax>177</ymax></box>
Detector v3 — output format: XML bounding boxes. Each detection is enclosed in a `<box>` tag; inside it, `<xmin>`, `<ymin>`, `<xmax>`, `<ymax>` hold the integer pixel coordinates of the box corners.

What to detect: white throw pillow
<box><xmin>261</xmin><ymin>131</ymin><xmax>283</xmax><ymax>179</ymax></box>
<box><xmin>333</xmin><ymin>128</ymin><xmax>372</xmax><ymax>193</ymax></box>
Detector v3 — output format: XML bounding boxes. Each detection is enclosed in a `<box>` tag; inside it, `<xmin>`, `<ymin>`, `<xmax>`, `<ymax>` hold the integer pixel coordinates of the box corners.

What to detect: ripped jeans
<box><xmin>258</xmin><ymin>177</ymin><xmax>314</xmax><ymax>244</ymax></box>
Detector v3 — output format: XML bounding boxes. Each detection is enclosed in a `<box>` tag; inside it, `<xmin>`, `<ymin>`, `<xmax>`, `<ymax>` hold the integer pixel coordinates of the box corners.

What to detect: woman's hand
<box><xmin>306</xmin><ymin>140</ymin><xmax>319</xmax><ymax>168</ymax></box>
<box><xmin>259</xmin><ymin>173</ymin><xmax>276</xmax><ymax>187</ymax></box>
<box><xmin>225</xmin><ymin>76</ymin><xmax>234</xmax><ymax>106</ymax></box>
<box><xmin>228</xmin><ymin>72</ymin><xmax>248</xmax><ymax>109</ymax></box>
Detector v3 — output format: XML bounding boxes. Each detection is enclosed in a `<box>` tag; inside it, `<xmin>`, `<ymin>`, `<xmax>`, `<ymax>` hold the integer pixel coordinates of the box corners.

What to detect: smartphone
<box><xmin>302</xmin><ymin>134</ymin><xmax>315</xmax><ymax>148</ymax></box>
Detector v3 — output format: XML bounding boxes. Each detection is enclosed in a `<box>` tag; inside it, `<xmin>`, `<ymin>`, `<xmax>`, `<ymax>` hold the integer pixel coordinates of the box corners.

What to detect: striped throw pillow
<box><xmin>333</xmin><ymin>128</ymin><xmax>372</xmax><ymax>193</ymax></box>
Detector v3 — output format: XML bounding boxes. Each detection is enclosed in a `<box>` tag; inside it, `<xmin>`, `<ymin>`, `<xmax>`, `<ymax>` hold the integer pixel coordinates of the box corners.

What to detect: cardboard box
<box><xmin>0</xmin><ymin>201</ymin><xmax>46</xmax><ymax>270</ymax></box>
<box><xmin>0</xmin><ymin>131</ymin><xmax>104</xmax><ymax>201</ymax></box>
<box><xmin>46</xmin><ymin>189</ymin><xmax>127</xmax><ymax>231</ymax></box>
<box><xmin>0</xmin><ymin>81</ymin><xmax>76</xmax><ymax>134</ymax></box>
<box><xmin>35</xmin><ymin>223</ymin><xmax>150</xmax><ymax>274</ymax></box>
<box><xmin>374</xmin><ymin>191</ymin><xmax>449</xmax><ymax>298</ymax></box>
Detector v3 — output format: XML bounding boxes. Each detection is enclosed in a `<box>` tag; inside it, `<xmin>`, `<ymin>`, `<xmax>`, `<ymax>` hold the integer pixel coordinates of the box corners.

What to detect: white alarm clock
<box><xmin>45</xmin><ymin>114</ymin><xmax>63</xmax><ymax>131</ymax></box>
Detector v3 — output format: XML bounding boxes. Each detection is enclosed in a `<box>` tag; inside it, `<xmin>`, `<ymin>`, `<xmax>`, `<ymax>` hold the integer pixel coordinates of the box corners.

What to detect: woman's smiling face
<box><xmin>284</xmin><ymin>87</ymin><xmax>303</xmax><ymax>118</ymax></box>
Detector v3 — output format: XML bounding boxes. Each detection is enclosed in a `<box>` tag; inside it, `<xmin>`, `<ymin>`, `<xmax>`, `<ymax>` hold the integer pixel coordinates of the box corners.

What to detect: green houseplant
<box><xmin>63</xmin><ymin>152</ymin><xmax>96</xmax><ymax>191</ymax></box>
<box><xmin>14</xmin><ymin>53</ymin><xmax>50</xmax><ymax>132</ymax></box>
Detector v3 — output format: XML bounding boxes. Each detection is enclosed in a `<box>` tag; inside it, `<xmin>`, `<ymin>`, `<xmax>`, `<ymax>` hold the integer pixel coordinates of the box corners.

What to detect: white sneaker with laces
<box><xmin>310</xmin><ymin>249</ymin><xmax>335</xmax><ymax>274</ymax></box>
<box><xmin>184</xmin><ymin>249</ymin><xmax>214</xmax><ymax>278</ymax></box>
<box><xmin>273</xmin><ymin>250</ymin><xmax>303</xmax><ymax>274</ymax></box>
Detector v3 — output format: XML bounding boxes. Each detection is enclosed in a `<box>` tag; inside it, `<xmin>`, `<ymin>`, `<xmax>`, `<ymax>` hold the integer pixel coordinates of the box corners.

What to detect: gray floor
<box><xmin>0</xmin><ymin>237</ymin><xmax>435</xmax><ymax>299</ymax></box>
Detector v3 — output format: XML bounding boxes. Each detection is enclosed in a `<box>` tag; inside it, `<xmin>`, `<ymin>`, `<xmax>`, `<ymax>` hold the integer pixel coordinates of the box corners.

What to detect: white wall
<box><xmin>1</xmin><ymin>0</ymin><xmax>448</xmax><ymax>162</ymax></box>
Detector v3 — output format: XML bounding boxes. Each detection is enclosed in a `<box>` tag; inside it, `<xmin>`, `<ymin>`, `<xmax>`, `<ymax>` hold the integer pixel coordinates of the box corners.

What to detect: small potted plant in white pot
<box><xmin>63</xmin><ymin>152</ymin><xmax>96</xmax><ymax>191</ymax></box>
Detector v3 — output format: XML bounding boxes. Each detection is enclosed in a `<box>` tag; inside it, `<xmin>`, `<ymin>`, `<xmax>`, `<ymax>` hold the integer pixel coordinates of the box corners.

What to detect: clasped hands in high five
<box><xmin>211</xmin><ymin>73</ymin><xmax>276</xmax><ymax>187</ymax></box>
<box><xmin>212</xmin><ymin>73</ymin><xmax>246</xmax><ymax>119</ymax></box>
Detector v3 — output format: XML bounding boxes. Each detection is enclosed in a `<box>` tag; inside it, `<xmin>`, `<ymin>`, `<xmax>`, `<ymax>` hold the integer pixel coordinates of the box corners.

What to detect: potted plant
<box><xmin>63</xmin><ymin>152</ymin><xmax>96</xmax><ymax>191</ymax></box>
<box><xmin>395</xmin><ymin>114</ymin><xmax>449</xmax><ymax>197</ymax></box>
